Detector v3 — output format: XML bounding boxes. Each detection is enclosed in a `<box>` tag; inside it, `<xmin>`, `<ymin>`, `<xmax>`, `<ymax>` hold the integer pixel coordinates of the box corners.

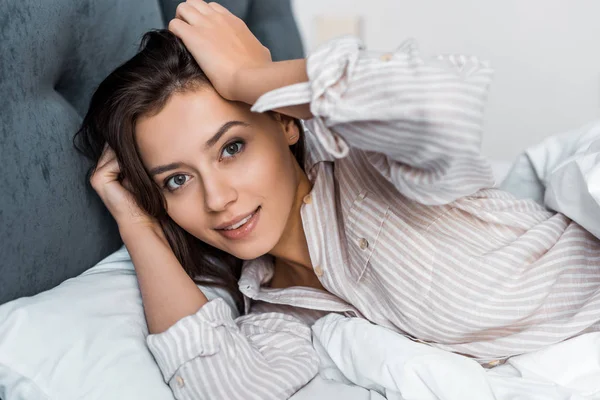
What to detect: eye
<box><xmin>164</xmin><ymin>174</ymin><xmax>190</xmax><ymax>192</ymax></box>
<box><xmin>221</xmin><ymin>140</ymin><xmax>245</xmax><ymax>160</ymax></box>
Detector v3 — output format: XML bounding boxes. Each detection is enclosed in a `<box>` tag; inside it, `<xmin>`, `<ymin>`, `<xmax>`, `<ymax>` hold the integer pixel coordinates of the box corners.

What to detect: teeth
<box><xmin>223</xmin><ymin>212</ymin><xmax>254</xmax><ymax>230</ymax></box>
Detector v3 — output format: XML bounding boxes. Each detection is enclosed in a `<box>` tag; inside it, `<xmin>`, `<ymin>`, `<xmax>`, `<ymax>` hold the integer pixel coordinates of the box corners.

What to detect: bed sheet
<box><xmin>302</xmin><ymin>314</ymin><xmax>599</xmax><ymax>400</ymax></box>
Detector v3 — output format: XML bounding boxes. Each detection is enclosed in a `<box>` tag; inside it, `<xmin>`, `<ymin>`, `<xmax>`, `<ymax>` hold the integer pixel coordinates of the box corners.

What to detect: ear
<box><xmin>272</xmin><ymin>112</ymin><xmax>301</xmax><ymax>145</ymax></box>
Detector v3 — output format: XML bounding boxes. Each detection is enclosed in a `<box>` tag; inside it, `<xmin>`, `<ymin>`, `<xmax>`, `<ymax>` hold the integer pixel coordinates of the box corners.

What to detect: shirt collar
<box><xmin>239</xmin><ymin>255</ymin><xmax>274</xmax><ymax>297</ymax></box>
<box><xmin>302</xmin><ymin>122</ymin><xmax>336</xmax><ymax>179</ymax></box>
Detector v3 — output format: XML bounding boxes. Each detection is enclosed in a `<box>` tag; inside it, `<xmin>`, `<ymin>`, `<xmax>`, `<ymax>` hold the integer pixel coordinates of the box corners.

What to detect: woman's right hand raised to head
<box><xmin>90</xmin><ymin>144</ymin><xmax>158</xmax><ymax>232</ymax></box>
<box><xmin>168</xmin><ymin>0</ymin><xmax>311</xmax><ymax>118</ymax></box>
<box><xmin>168</xmin><ymin>0</ymin><xmax>272</xmax><ymax>103</ymax></box>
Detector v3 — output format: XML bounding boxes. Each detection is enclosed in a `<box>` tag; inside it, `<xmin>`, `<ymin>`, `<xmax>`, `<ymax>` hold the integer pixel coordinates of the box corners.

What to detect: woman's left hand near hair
<box><xmin>168</xmin><ymin>0</ymin><xmax>272</xmax><ymax>102</ymax></box>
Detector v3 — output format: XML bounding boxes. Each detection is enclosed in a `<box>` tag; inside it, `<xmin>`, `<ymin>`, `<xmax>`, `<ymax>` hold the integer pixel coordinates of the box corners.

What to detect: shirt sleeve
<box><xmin>251</xmin><ymin>36</ymin><xmax>496</xmax><ymax>205</ymax></box>
<box><xmin>146</xmin><ymin>298</ymin><xmax>319</xmax><ymax>400</ymax></box>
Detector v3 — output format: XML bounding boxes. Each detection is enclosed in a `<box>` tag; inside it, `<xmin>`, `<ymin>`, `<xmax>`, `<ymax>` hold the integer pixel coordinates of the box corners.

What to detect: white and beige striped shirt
<box><xmin>147</xmin><ymin>37</ymin><xmax>600</xmax><ymax>400</ymax></box>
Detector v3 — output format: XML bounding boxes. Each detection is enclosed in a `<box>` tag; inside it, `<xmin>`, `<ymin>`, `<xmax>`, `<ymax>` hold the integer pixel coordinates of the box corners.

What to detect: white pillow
<box><xmin>0</xmin><ymin>245</ymin><xmax>237</xmax><ymax>400</ymax></box>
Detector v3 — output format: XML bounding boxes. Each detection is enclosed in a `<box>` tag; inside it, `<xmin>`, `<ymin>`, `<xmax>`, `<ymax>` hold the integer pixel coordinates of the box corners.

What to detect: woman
<box><xmin>75</xmin><ymin>1</ymin><xmax>600</xmax><ymax>399</ymax></box>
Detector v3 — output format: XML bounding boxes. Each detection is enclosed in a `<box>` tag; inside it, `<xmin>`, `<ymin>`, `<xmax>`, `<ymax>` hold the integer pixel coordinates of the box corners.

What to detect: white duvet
<box><xmin>304</xmin><ymin>315</ymin><xmax>600</xmax><ymax>400</ymax></box>
<box><xmin>292</xmin><ymin>120</ymin><xmax>600</xmax><ymax>400</ymax></box>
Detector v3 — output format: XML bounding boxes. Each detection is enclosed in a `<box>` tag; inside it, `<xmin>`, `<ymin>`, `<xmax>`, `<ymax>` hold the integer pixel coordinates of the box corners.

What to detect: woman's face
<box><xmin>135</xmin><ymin>87</ymin><xmax>301</xmax><ymax>260</ymax></box>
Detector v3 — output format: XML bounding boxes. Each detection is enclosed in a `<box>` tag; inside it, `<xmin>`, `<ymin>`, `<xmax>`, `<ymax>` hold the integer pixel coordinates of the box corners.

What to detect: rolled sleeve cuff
<box><xmin>146</xmin><ymin>297</ymin><xmax>236</xmax><ymax>382</ymax></box>
<box><xmin>251</xmin><ymin>36</ymin><xmax>363</xmax><ymax>115</ymax></box>
<box><xmin>251</xmin><ymin>36</ymin><xmax>363</xmax><ymax>159</ymax></box>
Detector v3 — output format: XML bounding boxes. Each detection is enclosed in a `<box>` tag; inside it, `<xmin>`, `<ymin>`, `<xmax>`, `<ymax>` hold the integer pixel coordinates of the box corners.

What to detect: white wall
<box><xmin>292</xmin><ymin>0</ymin><xmax>600</xmax><ymax>161</ymax></box>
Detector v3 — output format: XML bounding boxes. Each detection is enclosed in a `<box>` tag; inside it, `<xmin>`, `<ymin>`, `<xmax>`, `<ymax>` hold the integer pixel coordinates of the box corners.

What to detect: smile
<box><xmin>216</xmin><ymin>206</ymin><xmax>261</xmax><ymax>240</ymax></box>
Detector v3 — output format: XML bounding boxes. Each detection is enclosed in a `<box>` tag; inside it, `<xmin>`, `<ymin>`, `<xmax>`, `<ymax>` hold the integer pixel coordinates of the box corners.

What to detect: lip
<box><xmin>215</xmin><ymin>207</ymin><xmax>260</xmax><ymax>230</ymax></box>
<box><xmin>216</xmin><ymin>206</ymin><xmax>261</xmax><ymax>240</ymax></box>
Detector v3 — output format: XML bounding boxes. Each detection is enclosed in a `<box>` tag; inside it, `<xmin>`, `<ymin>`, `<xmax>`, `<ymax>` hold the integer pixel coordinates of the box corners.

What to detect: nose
<box><xmin>202</xmin><ymin>172</ymin><xmax>237</xmax><ymax>213</ymax></box>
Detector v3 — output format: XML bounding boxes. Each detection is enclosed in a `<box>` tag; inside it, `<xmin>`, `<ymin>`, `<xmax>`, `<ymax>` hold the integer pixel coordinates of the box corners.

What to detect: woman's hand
<box><xmin>168</xmin><ymin>0</ymin><xmax>272</xmax><ymax>102</ymax></box>
<box><xmin>90</xmin><ymin>144</ymin><xmax>158</xmax><ymax>231</ymax></box>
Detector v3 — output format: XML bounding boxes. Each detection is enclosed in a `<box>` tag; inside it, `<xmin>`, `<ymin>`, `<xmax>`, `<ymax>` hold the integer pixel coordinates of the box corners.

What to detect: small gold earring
<box><xmin>290</xmin><ymin>134</ymin><xmax>298</xmax><ymax>141</ymax></box>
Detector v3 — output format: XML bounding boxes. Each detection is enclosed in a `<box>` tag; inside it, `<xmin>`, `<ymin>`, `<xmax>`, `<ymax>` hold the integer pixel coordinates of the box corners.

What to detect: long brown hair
<box><xmin>74</xmin><ymin>29</ymin><xmax>306</xmax><ymax>313</ymax></box>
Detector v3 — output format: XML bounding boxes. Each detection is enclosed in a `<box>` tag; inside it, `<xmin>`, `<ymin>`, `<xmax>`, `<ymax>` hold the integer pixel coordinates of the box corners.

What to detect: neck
<box><xmin>268</xmin><ymin>161</ymin><xmax>313</xmax><ymax>274</ymax></box>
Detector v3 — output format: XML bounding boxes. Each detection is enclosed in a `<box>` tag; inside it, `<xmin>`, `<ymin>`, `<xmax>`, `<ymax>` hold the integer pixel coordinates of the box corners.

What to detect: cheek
<box><xmin>235</xmin><ymin>147</ymin><xmax>297</xmax><ymax>205</ymax></box>
<box><xmin>244</xmin><ymin>138</ymin><xmax>295</xmax><ymax>183</ymax></box>
<box><xmin>164</xmin><ymin>197</ymin><xmax>209</xmax><ymax>239</ymax></box>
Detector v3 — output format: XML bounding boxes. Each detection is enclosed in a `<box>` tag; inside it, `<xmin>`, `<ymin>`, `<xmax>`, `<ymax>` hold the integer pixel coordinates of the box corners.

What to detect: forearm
<box><xmin>119</xmin><ymin>224</ymin><xmax>208</xmax><ymax>334</ymax></box>
<box><xmin>234</xmin><ymin>59</ymin><xmax>313</xmax><ymax>119</ymax></box>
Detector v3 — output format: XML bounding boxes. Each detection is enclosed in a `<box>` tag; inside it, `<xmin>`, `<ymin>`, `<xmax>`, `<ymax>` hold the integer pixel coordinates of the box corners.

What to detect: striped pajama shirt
<box><xmin>146</xmin><ymin>36</ymin><xmax>600</xmax><ymax>399</ymax></box>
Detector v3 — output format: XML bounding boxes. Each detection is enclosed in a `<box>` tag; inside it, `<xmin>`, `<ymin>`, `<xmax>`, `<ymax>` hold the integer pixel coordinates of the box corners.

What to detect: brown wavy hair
<box><xmin>74</xmin><ymin>29</ymin><xmax>306</xmax><ymax>313</ymax></box>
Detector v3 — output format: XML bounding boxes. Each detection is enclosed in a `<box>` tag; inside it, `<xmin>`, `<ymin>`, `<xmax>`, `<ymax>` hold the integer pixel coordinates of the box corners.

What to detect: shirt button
<box><xmin>314</xmin><ymin>265</ymin><xmax>324</xmax><ymax>277</ymax></box>
<box><xmin>303</xmin><ymin>194</ymin><xmax>312</xmax><ymax>204</ymax></box>
<box><xmin>175</xmin><ymin>376</ymin><xmax>185</xmax><ymax>388</ymax></box>
<box><xmin>379</xmin><ymin>53</ymin><xmax>393</xmax><ymax>62</ymax></box>
<box><xmin>486</xmin><ymin>360</ymin><xmax>501</xmax><ymax>367</ymax></box>
<box><xmin>358</xmin><ymin>238</ymin><xmax>369</xmax><ymax>250</ymax></box>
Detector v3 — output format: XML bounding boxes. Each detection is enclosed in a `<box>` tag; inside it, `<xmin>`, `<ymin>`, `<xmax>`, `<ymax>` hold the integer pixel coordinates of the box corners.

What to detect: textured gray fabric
<box><xmin>161</xmin><ymin>0</ymin><xmax>251</xmax><ymax>22</ymax></box>
<box><xmin>0</xmin><ymin>0</ymin><xmax>304</xmax><ymax>304</ymax></box>
<box><xmin>0</xmin><ymin>0</ymin><xmax>165</xmax><ymax>304</ymax></box>
<box><xmin>246</xmin><ymin>0</ymin><xmax>304</xmax><ymax>61</ymax></box>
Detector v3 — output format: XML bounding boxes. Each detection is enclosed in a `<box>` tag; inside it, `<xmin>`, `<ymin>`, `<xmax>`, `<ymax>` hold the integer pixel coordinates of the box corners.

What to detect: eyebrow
<box><xmin>149</xmin><ymin>120</ymin><xmax>250</xmax><ymax>177</ymax></box>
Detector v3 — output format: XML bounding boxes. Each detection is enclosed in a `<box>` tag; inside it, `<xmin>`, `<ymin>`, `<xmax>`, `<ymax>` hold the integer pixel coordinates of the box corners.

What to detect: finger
<box><xmin>96</xmin><ymin>154</ymin><xmax>121</xmax><ymax>178</ymax></box>
<box><xmin>207</xmin><ymin>2</ymin><xmax>230</xmax><ymax>14</ymax></box>
<box><xmin>96</xmin><ymin>143</ymin><xmax>117</xmax><ymax>170</ymax></box>
<box><xmin>175</xmin><ymin>2</ymin><xmax>204</xmax><ymax>25</ymax></box>
<box><xmin>168</xmin><ymin>17</ymin><xmax>196</xmax><ymax>43</ymax></box>
<box><xmin>90</xmin><ymin>155</ymin><xmax>122</xmax><ymax>189</ymax></box>
<box><xmin>186</xmin><ymin>0</ymin><xmax>213</xmax><ymax>15</ymax></box>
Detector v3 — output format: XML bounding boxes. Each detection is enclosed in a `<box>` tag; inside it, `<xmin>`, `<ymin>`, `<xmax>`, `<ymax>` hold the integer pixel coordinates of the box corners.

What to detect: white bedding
<box><xmin>305</xmin><ymin>315</ymin><xmax>600</xmax><ymax>400</ymax></box>
<box><xmin>291</xmin><ymin>120</ymin><xmax>600</xmax><ymax>400</ymax></box>
<box><xmin>502</xmin><ymin>119</ymin><xmax>600</xmax><ymax>240</ymax></box>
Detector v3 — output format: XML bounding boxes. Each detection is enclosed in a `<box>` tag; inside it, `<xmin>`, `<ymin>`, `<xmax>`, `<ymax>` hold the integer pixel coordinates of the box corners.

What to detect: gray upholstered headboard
<box><xmin>0</xmin><ymin>0</ymin><xmax>303</xmax><ymax>304</ymax></box>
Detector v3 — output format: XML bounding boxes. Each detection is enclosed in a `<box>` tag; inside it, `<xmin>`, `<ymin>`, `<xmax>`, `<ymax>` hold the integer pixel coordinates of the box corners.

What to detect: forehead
<box><xmin>134</xmin><ymin>88</ymin><xmax>252</xmax><ymax>162</ymax></box>
<box><xmin>137</xmin><ymin>88</ymin><xmax>246</xmax><ymax>140</ymax></box>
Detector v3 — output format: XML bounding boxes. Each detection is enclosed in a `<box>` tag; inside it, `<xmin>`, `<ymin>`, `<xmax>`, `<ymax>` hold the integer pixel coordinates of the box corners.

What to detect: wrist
<box><xmin>231</xmin><ymin>67</ymin><xmax>259</xmax><ymax>104</ymax></box>
<box><xmin>118</xmin><ymin>220</ymin><xmax>166</xmax><ymax>245</ymax></box>
<box><xmin>231</xmin><ymin>59</ymin><xmax>308</xmax><ymax>106</ymax></box>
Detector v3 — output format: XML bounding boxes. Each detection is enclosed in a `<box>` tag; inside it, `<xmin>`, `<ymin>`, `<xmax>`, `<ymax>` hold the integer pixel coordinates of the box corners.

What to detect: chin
<box><xmin>226</xmin><ymin>236</ymin><xmax>276</xmax><ymax>261</ymax></box>
<box><xmin>232</xmin><ymin>245</ymin><xmax>272</xmax><ymax>261</ymax></box>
